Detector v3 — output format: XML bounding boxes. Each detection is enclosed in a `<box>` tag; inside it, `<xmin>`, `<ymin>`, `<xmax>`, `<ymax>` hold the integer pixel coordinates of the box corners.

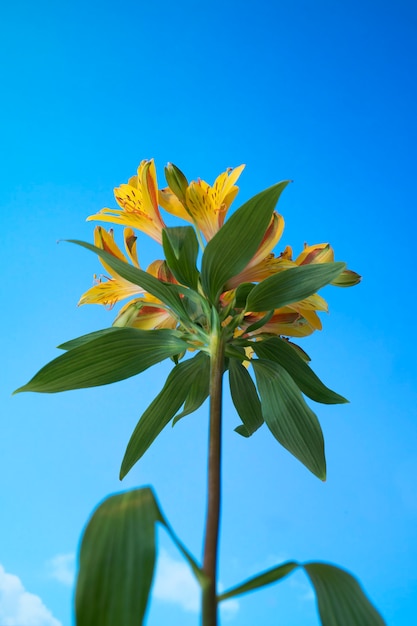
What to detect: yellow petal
<box><xmin>296</xmin><ymin>243</ymin><xmax>334</xmax><ymax>265</ymax></box>
<box><xmin>113</xmin><ymin>299</ymin><xmax>177</xmax><ymax>330</ymax></box>
<box><xmin>87</xmin><ymin>159</ymin><xmax>166</xmax><ymax>243</ymax></box>
<box><xmin>78</xmin><ymin>277</ymin><xmax>143</xmax><ymax>308</ymax></box>
<box><xmin>158</xmin><ymin>187</ymin><xmax>192</xmax><ymax>223</ymax></box>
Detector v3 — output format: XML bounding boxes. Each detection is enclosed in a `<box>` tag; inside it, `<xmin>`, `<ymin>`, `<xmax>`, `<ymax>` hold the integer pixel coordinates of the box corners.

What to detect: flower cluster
<box><xmin>79</xmin><ymin>159</ymin><xmax>360</xmax><ymax>341</ymax></box>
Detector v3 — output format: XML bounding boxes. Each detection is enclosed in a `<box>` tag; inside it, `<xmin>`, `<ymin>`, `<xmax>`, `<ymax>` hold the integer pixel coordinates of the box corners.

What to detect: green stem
<box><xmin>202</xmin><ymin>331</ymin><xmax>225</xmax><ymax>626</ymax></box>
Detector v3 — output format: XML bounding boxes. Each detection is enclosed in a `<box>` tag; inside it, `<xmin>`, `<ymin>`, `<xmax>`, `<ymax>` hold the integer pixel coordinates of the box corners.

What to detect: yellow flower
<box><xmin>159</xmin><ymin>164</ymin><xmax>245</xmax><ymax>241</ymax></box>
<box><xmin>294</xmin><ymin>243</ymin><xmax>362</xmax><ymax>287</ymax></box>
<box><xmin>86</xmin><ymin>160</ymin><xmax>166</xmax><ymax>244</ymax></box>
<box><xmin>78</xmin><ymin>226</ymin><xmax>144</xmax><ymax>308</ymax></box>
<box><xmin>78</xmin><ymin>227</ymin><xmax>178</xmax><ymax>333</ymax></box>
<box><xmin>242</xmin><ymin>308</ymin><xmax>320</xmax><ymax>338</ymax></box>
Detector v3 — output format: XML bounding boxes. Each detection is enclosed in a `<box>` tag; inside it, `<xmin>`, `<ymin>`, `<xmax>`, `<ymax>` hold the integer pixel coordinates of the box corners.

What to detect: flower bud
<box><xmin>164</xmin><ymin>162</ymin><xmax>189</xmax><ymax>205</ymax></box>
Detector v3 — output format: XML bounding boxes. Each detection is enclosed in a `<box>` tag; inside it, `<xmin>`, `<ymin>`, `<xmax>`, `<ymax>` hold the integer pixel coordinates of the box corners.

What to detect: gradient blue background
<box><xmin>2</xmin><ymin>0</ymin><xmax>416</xmax><ymax>624</ymax></box>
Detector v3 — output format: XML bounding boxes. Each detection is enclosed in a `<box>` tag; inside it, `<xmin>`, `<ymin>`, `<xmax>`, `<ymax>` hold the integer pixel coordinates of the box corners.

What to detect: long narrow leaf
<box><xmin>162</xmin><ymin>226</ymin><xmax>200</xmax><ymax>289</ymax></box>
<box><xmin>76</xmin><ymin>487</ymin><xmax>208</xmax><ymax>626</ymax></box>
<box><xmin>304</xmin><ymin>562</ymin><xmax>386</xmax><ymax>625</ymax></box>
<box><xmin>58</xmin><ymin>327</ymin><xmax>121</xmax><ymax>350</ymax></box>
<box><xmin>76</xmin><ymin>488</ymin><xmax>160</xmax><ymax>626</ymax></box>
<box><xmin>253</xmin><ymin>337</ymin><xmax>348</xmax><ymax>404</ymax></box>
<box><xmin>120</xmin><ymin>353</ymin><xmax>209</xmax><ymax>478</ymax></box>
<box><xmin>229</xmin><ymin>359</ymin><xmax>264</xmax><ymax>437</ymax></box>
<box><xmin>201</xmin><ymin>181</ymin><xmax>290</xmax><ymax>302</ymax></box>
<box><xmin>246</xmin><ymin>262</ymin><xmax>345</xmax><ymax>312</ymax></box>
<box><xmin>218</xmin><ymin>561</ymin><xmax>298</xmax><ymax>601</ymax></box>
<box><xmin>252</xmin><ymin>359</ymin><xmax>326</xmax><ymax>480</ymax></box>
<box><xmin>14</xmin><ymin>328</ymin><xmax>187</xmax><ymax>393</ymax></box>
<box><xmin>172</xmin><ymin>354</ymin><xmax>210</xmax><ymax>424</ymax></box>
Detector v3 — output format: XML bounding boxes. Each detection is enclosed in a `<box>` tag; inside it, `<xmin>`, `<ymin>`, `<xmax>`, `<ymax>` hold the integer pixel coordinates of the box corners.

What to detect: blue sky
<box><xmin>2</xmin><ymin>0</ymin><xmax>417</xmax><ymax>624</ymax></box>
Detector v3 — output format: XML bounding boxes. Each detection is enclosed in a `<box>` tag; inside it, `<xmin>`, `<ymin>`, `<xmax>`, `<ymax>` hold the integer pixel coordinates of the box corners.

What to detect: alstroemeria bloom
<box><xmin>78</xmin><ymin>227</ymin><xmax>178</xmax><ymax>330</ymax></box>
<box><xmin>295</xmin><ymin>243</ymin><xmax>361</xmax><ymax>287</ymax></box>
<box><xmin>112</xmin><ymin>259</ymin><xmax>178</xmax><ymax>331</ymax></box>
<box><xmin>159</xmin><ymin>164</ymin><xmax>245</xmax><ymax>241</ymax></box>
<box><xmin>86</xmin><ymin>160</ymin><xmax>166</xmax><ymax>244</ymax></box>
<box><xmin>78</xmin><ymin>226</ymin><xmax>144</xmax><ymax>308</ymax></box>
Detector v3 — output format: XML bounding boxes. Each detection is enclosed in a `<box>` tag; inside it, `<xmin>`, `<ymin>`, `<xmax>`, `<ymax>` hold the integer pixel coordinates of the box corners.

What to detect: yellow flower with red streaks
<box><xmin>159</xmin><ymin>164</ymin><xmax>245</xmax><ymax>241</ymax></box>
<box><xmin>78</xmin><ymin>226</ymin><xmax>178</xmax><ymax>330</ymax></box>
<box><xmin>78</xmin><ymin>226</ymin><xmax>143</xmax><ymax>308</ymax></box>
<box><xmin>86</xmin><ymin>160</ymin><xmax>166</xmax><ymax>244</ymax></box>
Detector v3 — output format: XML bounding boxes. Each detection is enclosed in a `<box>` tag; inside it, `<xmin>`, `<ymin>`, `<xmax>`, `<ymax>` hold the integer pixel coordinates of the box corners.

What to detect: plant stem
<box><xmin>202</xmin><ymin>333</ymin><xmax>225</xmax><ymax>626</ymax></box>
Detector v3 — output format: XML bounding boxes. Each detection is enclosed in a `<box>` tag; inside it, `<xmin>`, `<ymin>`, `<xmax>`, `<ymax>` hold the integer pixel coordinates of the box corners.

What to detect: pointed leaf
<box><xmin>303</xmin><ymin>562</ymin><xmax>386</xmax><ymax>625</ymax></box>
<box><xmin>14</xmin><ymin>328</ymin><xmax>187</xmax><ymax>394</ymax></box>
<box><xmin>253</xmin><ymin>337</ymin><xmax>348</xmax><ymax>404</ymax></box>
<box><xmin>234</xmin><ymin>282</ymin><xmax>255</xmax><ymax>308</ymax></box>
<box><xmin>58</xmin><ymin>327</ymin><xmax>121</xmax><ymax>350</ymax></box>
<box><xmin>172</xmin><ymin>355</ymin><xmax>210</xmax><ymax>424</ymax></box>
<box><xmin>252</xmin><ymin>359</ymin><xmax>326</xmax><ymax>479</ymax></box>
<box><xmin>68</xmin><ymin>239</ymin><xmax>187</xmax><ymax>320</ymax></box>
<box><xmin>201</xmin><ymin>181</ymin><xmax>290</xmax><ymax>302</ymax></box>
<box><xmin>162</xmin><ymin>226</ymin><xmax>200</xmax><ymax>289</ymax></box>
<box><xmin>76</xmin><ymin>488</ymin><xmax>160</xmax><ymax>626</ymax></box>
<box><xmin>120</xmin><ymin>353</ymin><xmax>209</xmax><ymax>478</ymax></box>
<box><xmin>229</xmin><ymin>359</ymin><xmax>264</xmax><ymax>436</ymax></box>
<box><xmin>246</xmin><ymin>262</ymin><xmax>345</xmax><ymax>312</ymax></box>
<box><xmin>218</xmin><ymin>561</ymin><xmax>298</xmax><ymax>601</ymax></box>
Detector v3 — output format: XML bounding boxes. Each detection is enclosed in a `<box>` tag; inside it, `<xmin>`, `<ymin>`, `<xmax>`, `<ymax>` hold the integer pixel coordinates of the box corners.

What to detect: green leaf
<box><xmin>120</xmin><ymin>353</ymin><xmax>209</xmax><ymax>479</ymax></box>
<box><xmin>162</xmin><ymin>226</ymin><xmax>200</xmax><ymax>290</ymax></box>
<box><xmin>234</xmin><ymin>282</ymin><xmax>255</xmax><ymax>308</ymax></box>
<box><xmin>14</xmin><ymin>328</ymin><xmax>188</xmax><ymax>394</ymax></box>
<box><xmin>201</xmin><ymin>181</ymin><xmax>290</xmax><ymax>302</ymax></box>
<box><xmin>68</xmin><ymin>239</ymin><xmax>187</xmax><ymax>320</ymax></box>
<box><xmin>57</xmin><ymin>327</ymin><xmax>121</xmax><ymax>350</ymax></box>
<box><xmin>253</xmin><ymin>337</ymin><xmax>348</xmax><ymax>404</ymax></box>
<box><xmin>76</xmin><ymin>487</ymin><xmax>208</xmax><ymax>626</ymax></box>
<box><xmin>76</xmin><ymin>488</ymin><xmax>160</xmax><ymax>626</ymax></box>
<box><xmin>172</xmin><ymin>355</ymin><xmax>210</xmax><ymax>424</ymax></box>
<box><xmin>218</xmin><ymin>561</ymin><xmax>298</xmax><ymax>601</ymax></box>
<box><xmin>229</xmin><ymin>359</ymin><xmax>264</xmax><ymax>437</ymax></box>
<box><xmin>303</xmin><ymin>562</ymin><xmax>386</xmax><ymax>625</ymax></box>
<box><xmin>252</xmin><ymin>359</ymin><xmax>326</xmax><ymax>480</ymax></box>
<box><xmin>246</xmin><ymin>262</ymin><xmax>346</xmax><ymax>312</ymax></box>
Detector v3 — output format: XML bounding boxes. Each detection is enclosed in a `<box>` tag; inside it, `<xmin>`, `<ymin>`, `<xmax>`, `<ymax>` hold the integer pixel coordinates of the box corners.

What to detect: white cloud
<box><xmin>153</xmin><ymin>549</ymin><xmax>239</xmax><ymax>619</ymax></box>
<box><xmin>0</xmin><ymin>564</ymin><xmax>61</xmax><ymax>626</ymax></box>
<box><xmin>47</xmin><ymin>554</ymin><xmax>75</xmax><ymax>587</ymax></box>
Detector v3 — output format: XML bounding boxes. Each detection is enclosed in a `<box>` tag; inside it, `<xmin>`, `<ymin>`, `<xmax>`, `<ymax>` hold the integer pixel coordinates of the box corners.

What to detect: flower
<box><xmin>78</xmin><ymin>226</ymin><xmax>144</xmax><ymax>308</ymax></box>
<box><xmin>159</xmin><ymin>164</ymin><xmax>245</xmax><ymax>241</ymax></box>
<box><xmin>86</xmin><ymin>160</ymin><xmax>166</xmax><ymax>244</ymax></box>
<box><xmin>78</xmin><ymin>226</ymin><xmax>178</xmax><ymax>330</ymax></box>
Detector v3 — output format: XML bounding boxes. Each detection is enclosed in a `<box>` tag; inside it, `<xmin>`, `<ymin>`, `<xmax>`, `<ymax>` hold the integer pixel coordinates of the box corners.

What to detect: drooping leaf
<box><xmin>68</xmin><ymin>239</ymin><xmax>187</xmax><ymax>320</ymax></box>
<box><xmin>76</xmin><ymin>488</ymin><xmax>160</xmax><ymax>626</ymax></box>
<box><xmin>120</xmin><ymin>353</ymin><xmax>209</xmax><ymax>478</ymax></box>
<box><xmin>303</xmin><ymin>562</ymin><xmax>386</xmax><ymax>625</ymax></box>
<box><xmin>14</xmin><ymin>328</ymin><xmax>188</xmax><ymax>394</ymax></box>
<box><xmin>253</xmin><ymin>337</ymin><xmax>348</xmax><ymax>404</ymax></box>
<box><xmin>76</xmin><ymin>487</ymin><xmax>208</xmax><ymax>626</ymax></box>
<box><xmin>246</xmin><ymin>262</ymin><xmax>345</xmax><ymax>312</ymax></box>
<box><xmin>162</xmin><ymin>226</ymin><xmax>200</xmax><ymax>290</ymax></box>
<box><xmin>252</xmin><ymin>359</ymin><xmax>326</xmax><ymax>480</ymax></box>
<box><xmin>201</xmin><ymin>181</ymin><xmax>290</xmax><ymax>302</ymax></box>
<box><xmin>218</xmin><ymin>561</ymin><xmax>298</xmax><ymax>601</ymax></box>
<box><xmin>229</xmin><ymin>359</ymin><xmax>264</xmax><ymax>437</ymax></box>
<box><xmin>57</xmin><ymin>327</ymin><xmax>121</xmax><ymax>350</ymax></box>
<box><xmin>173</xmin><ymin>355</ymin><xmax>210</xmax><ymax>424</ymax></box>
